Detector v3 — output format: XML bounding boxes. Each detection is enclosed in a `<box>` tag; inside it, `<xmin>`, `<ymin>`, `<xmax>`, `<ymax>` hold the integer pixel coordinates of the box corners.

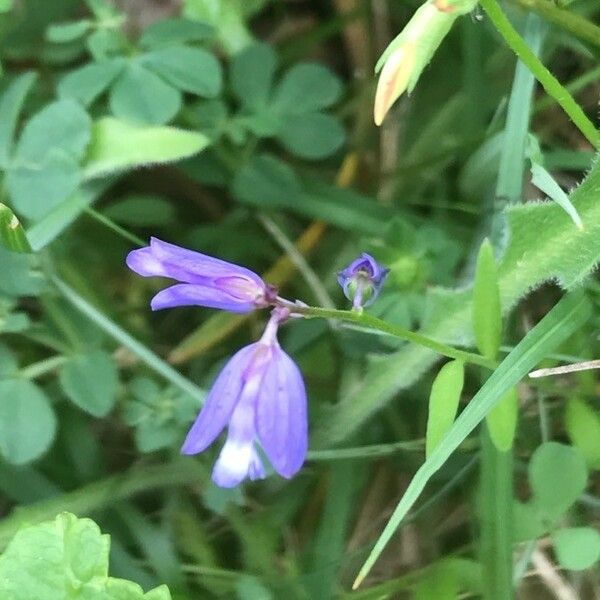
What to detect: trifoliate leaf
<box><xmin>140</xmin><ymin>46</ymin><xmax>221</xmax><ymax>97</ymax></box>
<box><xmin>109</xmin><ymin>63</ymin><xmax>181</xmax><ymax>125</ymax></box>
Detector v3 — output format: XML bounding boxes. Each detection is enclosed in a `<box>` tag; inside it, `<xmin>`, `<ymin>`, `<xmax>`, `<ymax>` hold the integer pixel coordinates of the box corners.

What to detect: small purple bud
<box><xmin>337</xmin><ymin>253</ymin><xmax>389</xmax><ymax>309</ymax></box>
<box><xmin>126</xmin><ymin>237</ymin><xmax>276</xmax><ymax>313</ymax></box>
<box><xmin>181</xmin><ymin>308</ymin><xmax>308</xmax><ymax>488</ymax></box>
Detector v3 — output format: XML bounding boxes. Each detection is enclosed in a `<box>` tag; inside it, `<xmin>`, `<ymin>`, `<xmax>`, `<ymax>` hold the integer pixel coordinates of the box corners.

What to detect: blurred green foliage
<box><xmin>0</xmin><ymin>0</ymin><xmax>598</xmax><ymax>598</ymax></box>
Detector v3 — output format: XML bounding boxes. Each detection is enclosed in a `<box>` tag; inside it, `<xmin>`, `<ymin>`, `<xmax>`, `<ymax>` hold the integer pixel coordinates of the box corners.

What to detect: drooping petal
<box><xmin>181</xmin><ymin>344</ymin><xmax>258</xmax><ymax>455</ymax></box>
<box><xmin>212</xmin><ymin>441</ymin><xmax>265</xmax><ymax>488</ymax></box>
<box><xmin>149</xmin><ymin>237</ymin><xmax>265</xmax><ymax>286</ymax></box>
<box><xmin>211</xmin><ymin>371</ymin><xmax>265</xmax><ymax>487</ymax></box>
<box><xmin>256</xmin><ymin>348</ymin><xmax>308</xmax><ymax>478</ymax></box>
<box><xmin>151</xmin><ymin>283</ymin><xmax>257</xmax><ymax>313</ymax></box>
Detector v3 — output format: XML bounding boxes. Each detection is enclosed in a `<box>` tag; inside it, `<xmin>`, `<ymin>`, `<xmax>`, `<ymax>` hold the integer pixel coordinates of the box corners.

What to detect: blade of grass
<box><xmin>353</xmin><ymin>291</ymin><xmax>591</xmax><ymax>588</ymax></box>
<box><xmin>50</xmin><ymin>275</ymin><xmax>204</xmax><ymax>400</ymax></box>
<box><xmin>480</xmin><ymin>0</ymin><xmax>600</xmax><ymax>148</ymax></box>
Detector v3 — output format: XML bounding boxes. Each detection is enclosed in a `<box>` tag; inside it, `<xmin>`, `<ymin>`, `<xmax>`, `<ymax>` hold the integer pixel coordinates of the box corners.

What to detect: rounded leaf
<box><xmin>110</xmin><ymin>63</ymin><xmax>182</xmax><ymax>125</ymax></box>
<box><xmin>59</xmin><ymin>350</ymin><xmax>119</xmax><ymax>417</ymax></box>
<box><xmin>529</xmin><ymin>442</ymin><xmax>588</xmax><ymax>520</ymax></box>
<box><xmin>140</xmin><ymin>46</ymin><xmax>222</xmax><ymax>97</ymax></box>
<box><xmin>0</xmin><ymin>379</ymin><xmax>56</xmax><ymax>464</ymax></box>
<box><xmin>552</xmin><ymin>527</ymin><xmax>600</xmax><ymax>571</ymax></box>
<box><xmin>276</xmin><ymin>113</ymin><xmax>345</xmax><ymax>160</ymax></box>
<box><xmin>273</xmin><ymin>63</ymin><xmax>342</xmax><ymax>114</ymax></box>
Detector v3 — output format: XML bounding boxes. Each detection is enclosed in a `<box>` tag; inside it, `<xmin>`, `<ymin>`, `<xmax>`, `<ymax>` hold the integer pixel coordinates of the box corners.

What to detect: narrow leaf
<box><xmin>0</xmin><ymin>72</ymin><xmax>36</xmax><ymax>167</ymax></box>
<box><xmin>565</xmin><ymin>398</ymin><xmax>600</xmax><ymax>469</ymax></box>
<box><xmin>485</xmin><ymin>387</ymin><xmax>518</xmax><ymax>452</ymax></box>
<box><xmin>0</xmin><ymin>203</ymin><xmax>31</xmax><ymax>253</ymax></box>
<box><xmin>83</xmin><ymin>118</ymin><xmax>210</xmax><ymax>179</ymax></box>
<box><xmin>473</xmin><ymin>239</ymin><xmax>502</xmax><ymax>361</ymax></box>
<box><xmin>531</xmin><ymin>163</ymin><xmax>583</xmax><ymax>230</ymax></box>
<box><xmin>353</xmin><ymin>291</ymin><xmax>590</xmax><ymax>588</ymax></box>
<box><xmin>426</xmin><ymin>360</ymin><xmax>464</xmax><ymax>457</ymax></box>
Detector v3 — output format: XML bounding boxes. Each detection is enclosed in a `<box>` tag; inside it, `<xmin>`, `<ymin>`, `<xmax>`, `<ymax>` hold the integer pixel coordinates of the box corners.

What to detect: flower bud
<box><xmin>374</xmin><ymin>0</ymin><xmax>478</xmax><ymax>126</ymax></box>
<box><xmin>337</xmin><ymin>253</ymin><xmax>390</xmax><ymax>310</ymax></box>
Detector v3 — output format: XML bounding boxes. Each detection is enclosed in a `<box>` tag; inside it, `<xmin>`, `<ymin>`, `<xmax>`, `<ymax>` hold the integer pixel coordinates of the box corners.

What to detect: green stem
<box><xmin>534</xmin><ymin>65</ymin><xmax>600</xmax><ymax>114</ymax></box>
<box><xmin>515</xmin><ymin>0</ymin><xmax>600</xmax><ymax>49</ymax></box>
<box><xmin>291</xmin><ymin>304</ymin><xmax>495</xmax><ymax>369</ymax></box>
<box><xmin>480</xmin><ymin>0</ymin><xmax>600</xmax><ymax>148</ymax></box>
<box><xmin>84</xmin><ymin>206</ymin><xmax>145</xmax><ymax>247</ymax></box>
<box><xmin>480</xmin><ymin>429</ymin><xmax>514</xmax><ymax>600</ymax></box>
<box><xmin>19</xmin><ymin>355</ymin><xmax>68</xmax><ymax>379</ymax></box>
<box><xmin>51</xmin><ymin>275</ymin><xmax>204</xmax><ymax>400</ymax></box>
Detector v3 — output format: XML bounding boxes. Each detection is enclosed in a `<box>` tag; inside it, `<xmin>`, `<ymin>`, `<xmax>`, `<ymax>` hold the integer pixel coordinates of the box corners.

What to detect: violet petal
<box><xmin>150</xmin><ymin>283</ymin><xmax>257</xmax><ymax>313</ymax></box>
<box><xmin>256</xmin><ymin>348</ymin><xmax>308</xmax><ymax>478</ymax></box>
<box><xmin>181</xmin><ymin>344</ymin><xmax>257</xmax><ymax>455</ymax></box>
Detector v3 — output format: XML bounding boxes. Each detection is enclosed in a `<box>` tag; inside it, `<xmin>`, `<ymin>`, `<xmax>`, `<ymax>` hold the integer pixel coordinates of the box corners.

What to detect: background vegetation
<box><xmin>0</xmin><ymin>0</ymin><xmax>598</xmax><ymax>598</ymax></box>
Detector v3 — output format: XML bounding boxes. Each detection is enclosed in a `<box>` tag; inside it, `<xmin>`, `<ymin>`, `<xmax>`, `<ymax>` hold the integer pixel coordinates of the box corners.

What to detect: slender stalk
<box><xmin>288</xmin><ymin>303</ymin><xmax>496</xmax><ymax>369</ymax></box>
<box><xmin>480</xmin><ymin>0</ymin><xmax>600</xmax><ymax>148</ymax></box>
<box><xmin>84</xmin><ymin>206</ymin><xmax>145</xmax><ymax>247</ymax></box>
<box><xmin>51</xmin><ymin>275</ymin><xmax>204</xmax><ymax>400</ymax></box>
<box><xmin>515</xmin><ymin>0</ymin><xmax>600</xmax><ymax>49</ymax></box>
<box><xmin>18</xmin><ymin>355</ymin><xmax>68</xmax><ymax>379</ymax></box>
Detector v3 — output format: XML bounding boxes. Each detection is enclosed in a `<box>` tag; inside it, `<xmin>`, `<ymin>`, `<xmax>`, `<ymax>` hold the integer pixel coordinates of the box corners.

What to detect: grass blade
<box><xmin>353</xmin><ymin>291</ymin><xmax>591</xmax><ymax>588</ymax></box>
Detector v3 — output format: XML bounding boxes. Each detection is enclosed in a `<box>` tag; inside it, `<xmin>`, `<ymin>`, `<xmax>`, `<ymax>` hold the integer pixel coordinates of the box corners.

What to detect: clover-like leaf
<box><xmin>0</xmin><ymin>378</ymin><xmax>56</xmax><ymax>465</ymax></box>
<box><xmin>59</xmin><ymin>350</ymin><xmax>119</xmax><ymax>418</ymax></box>
<box><xmin>110</xmin><ymin>63</ymin><xmax>182</xmax><ymax>125</ymax></box>
<box><xmin>552</xmin><ymin>527</ymin><xmax>600</xmax><ymax>571</ymax></box>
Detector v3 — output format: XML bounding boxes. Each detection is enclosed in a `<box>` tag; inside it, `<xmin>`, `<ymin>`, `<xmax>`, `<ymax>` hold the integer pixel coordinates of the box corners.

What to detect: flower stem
<box><xmin>292</xmin><ymin>304</ymin><xmax>496</xmax><ymax>369</ymax></box>
<box><xmin>480</xmin><ymin>0</ymin><xmax>600</xmax><ymax>148</ymax></box>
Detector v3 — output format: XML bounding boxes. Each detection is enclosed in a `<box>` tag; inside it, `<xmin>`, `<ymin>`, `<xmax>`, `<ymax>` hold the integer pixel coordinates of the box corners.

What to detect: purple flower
<box><xmin>126</xmin><ymin>237</ymin><xmax>275</xmax><ymax>313</ymax></box>
<box><xmin>337</xmin><ymin>253</ymin><xmax>389</xmax><ymax>309</ymax></box>
<box><xmin>181</xmin><ymin>309</ymin><xmax>308</xmax><ymax>487</ymax></box>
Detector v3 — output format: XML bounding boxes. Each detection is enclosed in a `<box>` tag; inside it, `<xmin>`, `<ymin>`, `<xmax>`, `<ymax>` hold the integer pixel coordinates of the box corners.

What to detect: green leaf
<box><xmin>83</xmin><ymin>118</ymin><xmax>210</xmax><ymax>179</ymax></box>
<box><xmin>0</xmin><ymin>0</ymin><xmax>12</xmax><ymax>13</ymax></box>
<box><xmin>0</xmin><ymin>245</ymin><xmax>43</xmax><ymax>297</ymax></box>
<box><xmin>59</xmin><ymin>350</ymin><xmax>118</xmax><ymax>417</ymax></box>
<box><xmin>551</xmin><ymin>527</ymin><xmax>600</xmax><ymax>571</ymax></box>
<box><xmin>0</xmin><ymin>344</ymin><xmax>18</xmax><ymax>378</ymax></box>
<box><xmin>0</xmin><ymin>379</ymin><xmax>56</xmax><ymax>464</ymax></box>
<box><xmin>353</xmin><ymin>292</ymin><xmax>591</xmax><ymax>587</ymax></box>
<box><xmin>426</xmin><ymin>360</ymin><xmax>464</xmax><ymax>457</ymax></box>
<box><xmin>272</xmin><ymin>63</ymin><xmax>342</xmax><ymax>114</ymax></box>
<box><xmin>183</xmin><ymin>0</ymin><xmax>255</xmax><ymax>54</ymax></box>
<box><xmin>230</xmin><ymin>43</ymin><xmax>277</xmax><ymax>109</ymax></box>
<box><xmin>276</xmin><ymin>112</ymin><xmax>345</xmax><ymax>159</ymax></box>
<box><xmin>104</xmin><ymin>195</ymin><xmax>176</xmax><ymax>227</ymax></box>
<box><xmin>0</xmin><ymin>512</ymin><xmax>172</xmax><ymax>599</ymax></box>
<box><xmin>317</xmin><ymin>154</ymin><xmax>600</xmax><ymax>448</ymax></box>
<box><xmin>139</xmin><ymin>17</ymin><xmax>213</xmax><ymax>48</ymax></box>
<box><xmin>46</xmin><ymin>19</ymin><xmax>92</xmax><ymax>43</ymax></box>
<box><xmin>473</xmin><ymin>239</ymin><xmax>502</xmax><ymax>361</ymax></box>
<box><xmin>26</xmin><ymin>181</ymin><xmax>108</xmax><ymax>251</ymax></box>
<box><xmin>565</xmin><ymin>398</ymin><xmax>600</xmax><ymax>469</ymax></box>
<box><xmin>529</xmin><ymin>442</ymin><xmax>587</xmax><ymax>520</ymax></box>
<box><xmin>58</xmin><ymin>59</ymin><xmax>124</xmax><ymax>106</ymax></box>
<box><xmin>0</xmin><ymin>72</ymin><xmax>36</xmax><ymax>167</ymax></box>
<box><xmin>141</xmin><ymin>46</ymin><xmax>221</xmax><ymax>97</ymax></box>
<box><xmin>485</xmin><ymin>388</ymin><xmax>518</xmax><ymax>452</ymax></box>
<box><xmin>0</xmin><ymin>203</ymin><xmax>31</xmax><ymax>253</ymax></box>
<box><xmin>7</xmin><ymin>149</ymin><xmax>81</xmax><ymax>220</ymax></box>
<box><xmin>531</xmin><ymin>162</ymin><xmax>583</xmax><ymax>230</ymax></box>
<box><xmin>232</xmin><ymin>153</ymin><xmax>302</xmax><ymax>207</ymax></box>
<box><xmin>14</xmin><ymin>98</ymin><xmax>91</xmax><ymax>163</ymax></box>
<box><xmin>109</xmin><ymin>63</ymin><xmax>181</xmax><ymax>125</ymax></box>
